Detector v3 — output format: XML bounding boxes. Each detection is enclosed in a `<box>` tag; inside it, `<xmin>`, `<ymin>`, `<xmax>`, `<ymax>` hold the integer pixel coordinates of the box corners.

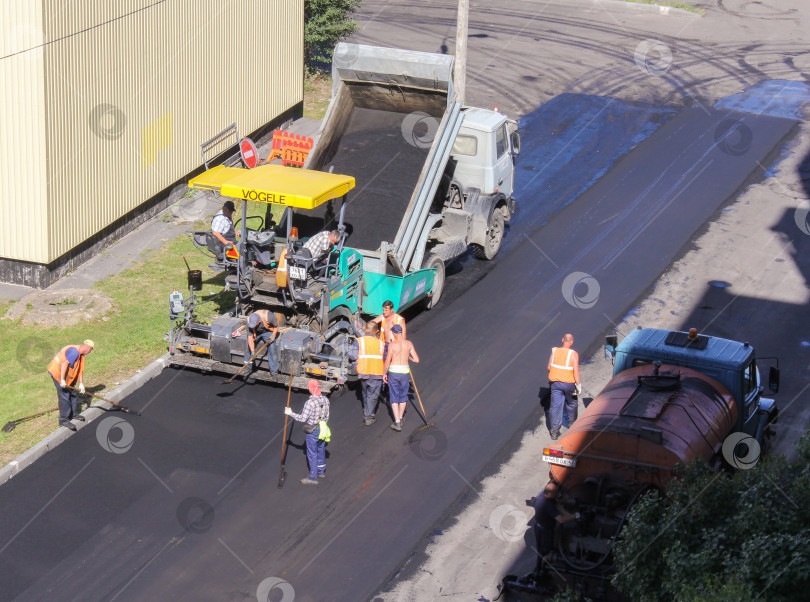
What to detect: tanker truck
<box><xmin>501</xmin><ymin>327</ymin><xmax>779</xmax><ymax>596</ymax></box>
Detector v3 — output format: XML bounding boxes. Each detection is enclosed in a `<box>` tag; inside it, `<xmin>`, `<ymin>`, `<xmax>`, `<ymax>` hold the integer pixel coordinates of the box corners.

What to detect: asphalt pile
<box><xmin>319</xmin><ymin>108</ymin><xmax>430</xmax><ymax>251</ymax></box>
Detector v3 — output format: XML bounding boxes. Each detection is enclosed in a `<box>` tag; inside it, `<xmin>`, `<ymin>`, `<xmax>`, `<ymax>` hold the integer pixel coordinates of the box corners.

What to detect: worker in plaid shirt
<box><xmin>210</xmin><ymin>201</ymin><xmax>239</xmax><ymax>247</ymax></box>
<box><xmin>303</xmin><ymin>229</ymin><xmax>340</xmax><ymax>263</ymax></box>
<box><xmin>285</xmin><ymin>379</ymin><xmax>331</xmax><ymax>485</ymax></box>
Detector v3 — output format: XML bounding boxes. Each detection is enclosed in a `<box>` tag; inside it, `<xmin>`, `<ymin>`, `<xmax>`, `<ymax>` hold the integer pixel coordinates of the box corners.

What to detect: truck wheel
<box><xmin>472</xmin><ymin>206</ymin><xmax>505</xmax><ymax>260</ymax></box>
<box><xmin>422</xmin><ymin>254</ymin><xmax>445</xmax><ymax>310</ymax></box>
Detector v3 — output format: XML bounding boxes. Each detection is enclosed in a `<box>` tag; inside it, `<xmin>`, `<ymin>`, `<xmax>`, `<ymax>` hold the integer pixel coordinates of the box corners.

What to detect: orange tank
<box><xmin>547</xmin><ymin>363</ymin><xmax>737</xmax><ymax>496</ymax></box>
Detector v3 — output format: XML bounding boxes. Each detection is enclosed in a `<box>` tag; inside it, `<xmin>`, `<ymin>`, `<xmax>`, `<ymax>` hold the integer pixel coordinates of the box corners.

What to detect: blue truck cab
<box><xmin>605</xmin><ymin>327</ymin><xmax>779</xmax><ymax>444</ymax></box>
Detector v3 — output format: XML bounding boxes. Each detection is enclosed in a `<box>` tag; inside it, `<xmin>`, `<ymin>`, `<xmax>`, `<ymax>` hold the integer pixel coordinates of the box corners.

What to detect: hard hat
<box><xmin>65</xmin><ymin>347</ymin><xmax>80</xmax><ymax>365</ymax></box>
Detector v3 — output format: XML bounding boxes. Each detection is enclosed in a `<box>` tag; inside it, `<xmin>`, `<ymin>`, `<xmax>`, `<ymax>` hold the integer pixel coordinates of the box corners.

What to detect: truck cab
<box><xmin>450</xmin><ymin>107</ymin><xmax>520</xmax><ymax>215</ymax></box>
<box><xmin>606</xmin><ymin>327</ymin><xmax>779</xmax><ymax>445</ymax></box>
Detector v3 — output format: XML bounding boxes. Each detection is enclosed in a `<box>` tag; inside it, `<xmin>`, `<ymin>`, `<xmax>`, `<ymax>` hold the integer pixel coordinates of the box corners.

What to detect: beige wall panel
<box><xmin>0</xmin><ymin>0</ymin><xmax>50</xmax><ymax>263</ymax></box>
<box><xmin>42</xmin><ymin>1</ymin><xmax>154</xmax><ymax>43</ymax></box>
<box><xmin>4</xmin><ymin>0</ymin><xmax>303</xmax><ymax>264</ymax></box>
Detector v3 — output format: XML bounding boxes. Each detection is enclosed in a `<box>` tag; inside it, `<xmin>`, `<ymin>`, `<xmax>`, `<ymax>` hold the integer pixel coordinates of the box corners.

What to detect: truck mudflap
<box><xmin>361</xmin><ymin>267</ymin><xmax>434</xmax><ymax>316</ymax></box>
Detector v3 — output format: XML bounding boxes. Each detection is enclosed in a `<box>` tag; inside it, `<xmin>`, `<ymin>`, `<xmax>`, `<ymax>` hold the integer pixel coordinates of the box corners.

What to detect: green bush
<box><xmin>612</xmin><ymin>436</ymin><xmax>810</xmax><ymax>600</ymax></box>
<box><xmin>304</xmin><ymin>0</ymin><xmax>363</xmax><ymax>70</ymax></box>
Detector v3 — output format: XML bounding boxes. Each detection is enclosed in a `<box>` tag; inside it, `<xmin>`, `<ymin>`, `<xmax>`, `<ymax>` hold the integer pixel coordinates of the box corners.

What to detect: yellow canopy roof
<box><xmin>188</xmin><ymin>164</ymin><xmax>355</xmax><ymax>210</ymax></box>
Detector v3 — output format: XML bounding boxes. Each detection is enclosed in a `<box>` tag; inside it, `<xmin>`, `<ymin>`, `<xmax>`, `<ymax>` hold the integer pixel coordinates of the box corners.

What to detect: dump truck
<box><xmin>167</xmin><ymin>44</ymin><xmax>520</xmax><ymax>390</ymax></box>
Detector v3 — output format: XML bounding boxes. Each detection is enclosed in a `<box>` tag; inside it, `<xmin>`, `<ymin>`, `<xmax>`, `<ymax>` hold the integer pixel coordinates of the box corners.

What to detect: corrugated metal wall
<box><xmin>0</xmin><ymin>0</ymin><xmax>49</xmax><ymax>264</ymax></box>
<box><xmin>0</xmin><ymin>0</ymin><xmax>303</xmax><ymax>264</ymax></box>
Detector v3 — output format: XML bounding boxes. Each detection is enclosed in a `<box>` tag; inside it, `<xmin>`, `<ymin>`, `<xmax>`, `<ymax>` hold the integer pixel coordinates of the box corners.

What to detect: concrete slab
<box><xmin>0</xmin><ymin>281</ymin><xmax>36</xmax><ymax>302</ymax></box>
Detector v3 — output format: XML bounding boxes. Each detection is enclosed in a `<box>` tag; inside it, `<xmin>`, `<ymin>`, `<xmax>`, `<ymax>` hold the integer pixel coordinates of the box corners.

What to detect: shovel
<box><xmin>410</xmin><ymin>372</ymin><xmax>435</xmax><ymax>431</ymax></box>
<box><xmin>67</xmin><ymin>386</ymin><xmax>141</xmax><ymax>416</ymax></box>
<box><xmin>221</xmin><ymin>338</ymin><xmax>271</xmax><ymax>385</ymax></box>
<box><xmin>2</xmin><ymin>407</ymin><xmax>59</xmax><ymax>433</ymax></box>
<box><xmin>278</xmin><ymin>351</ymin><xmax>298</xmax><ymax>488</ymax></box>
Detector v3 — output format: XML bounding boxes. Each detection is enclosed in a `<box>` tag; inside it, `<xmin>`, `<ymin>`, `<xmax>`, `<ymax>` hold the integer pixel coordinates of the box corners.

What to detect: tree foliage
<box><xmin>304</xmin><ymin>0</ymin><xmax>363</xmax><ymax>70</ymax></box>
<box><xmin>612</xmin><ymin>434</ymin><xmax>810</xmax><ymax>601</ymax></box>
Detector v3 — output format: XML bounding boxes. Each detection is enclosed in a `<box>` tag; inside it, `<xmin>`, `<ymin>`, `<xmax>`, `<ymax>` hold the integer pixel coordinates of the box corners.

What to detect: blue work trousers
<box><xmin>305</xmin><ymin>427</ymin><xmax>326</xmax><ymax>480</ymax></box>
<box><xmin>549</xmin><ymin>381</ymin><xmax>577</xmax><ymax>431</ymax></box>
<box><xmin>246</xmin><ymin>332</ymin><xmax>279</xmax><ymax>373</ymax></box>
<box><xmin>361</xmin><ymin>378</ymin><xmax>383</xmax><ymax>418</ymax></box>
<box><xmin>52</xmin><ymin>376</ymin><xmax>78</xmax><ymax>424</ymax></box>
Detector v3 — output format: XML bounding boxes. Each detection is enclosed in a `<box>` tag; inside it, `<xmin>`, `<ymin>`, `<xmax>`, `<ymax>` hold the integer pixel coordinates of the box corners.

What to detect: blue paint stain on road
<box><xmin>505</xmin><ymin>83</ymin><xmax>805</xmax><ymax>249</ymax></box>
<box><xmin>509</xmin><ymin>94</ymin><xmax>674</xmax><ymax>245</ymax></box>
<box><xmin>714</xmin><ymin>80</ymin><xmax>810</xmax><ymax>120</ymax></box>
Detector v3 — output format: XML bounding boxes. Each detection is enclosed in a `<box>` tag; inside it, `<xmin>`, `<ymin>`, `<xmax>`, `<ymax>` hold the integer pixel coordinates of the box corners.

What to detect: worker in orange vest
<box><xmin>372</xmin><ymin>299</ymin><xmax>406</xmax><ymax>361</ymax></box>
<box><xmin>546</xmin><ymin>334</ymin><xmax>580</xmax><ymax>441</ymax></box>
<box><xmin>349</xmin><ymin>321</ymin><xmax>385</xmax><ymax>425</ymax></box>
<box><xmin>46</xmin><ymin>340</ymin><xmax>95</xmax><ymax>431</ymax></box>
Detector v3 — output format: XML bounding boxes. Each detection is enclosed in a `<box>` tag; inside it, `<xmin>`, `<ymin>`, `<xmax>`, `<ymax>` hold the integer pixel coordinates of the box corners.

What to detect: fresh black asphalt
<box><xmin>0</xmin><ymin>100</ymin><xmax>796</xmax><ymax>601</ymax></box>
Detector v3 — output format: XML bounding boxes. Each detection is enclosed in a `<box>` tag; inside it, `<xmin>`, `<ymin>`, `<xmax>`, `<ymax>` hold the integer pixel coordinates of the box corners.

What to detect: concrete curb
<box><xmin>0</xmin><ymin>353</ymin><xmax>171</xmax><ymax>486</ymax></box>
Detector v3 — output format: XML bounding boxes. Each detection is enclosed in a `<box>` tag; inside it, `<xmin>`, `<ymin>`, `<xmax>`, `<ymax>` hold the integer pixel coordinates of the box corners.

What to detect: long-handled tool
<box><xmin>183</xmin><ymin>256</ymin><xmax>192</xmax><ymax>272</ymax></box>
<box><xmin>221</xmin><ymin>338</ymin><xmax>271</xmax><ymax>385</ymax></box>
<box><xmin>278</xmin><ymin>368</ymin><xmax>295</xmax><ymax>488</ymax></box>
<box><xmin>410</xmin><ymin>372</ymin><xmax>435</xmax><ymax>431</ymax></box>
<box><xmin>67</xmin><ymin>385</ymin><xmax>142</xmax><ymax>416</ymax></box>
<box><xmin>2</xmin><ymin>407</ymin><xmax>59</xmax><ymax>433</ymax></box>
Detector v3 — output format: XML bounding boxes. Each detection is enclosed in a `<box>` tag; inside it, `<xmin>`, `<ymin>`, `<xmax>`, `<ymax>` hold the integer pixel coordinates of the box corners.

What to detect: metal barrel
<box><xmin>187</xmin><ymin>269</ymin><xmax>203</xmax><ymax>291</ymax></box>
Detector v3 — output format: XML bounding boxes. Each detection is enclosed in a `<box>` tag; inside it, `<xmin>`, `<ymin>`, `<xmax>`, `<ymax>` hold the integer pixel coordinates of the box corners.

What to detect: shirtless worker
<box><xmin>383</xmin><ymin>324</ymin><xmax>419</xmax><ymax>431</ymax></box>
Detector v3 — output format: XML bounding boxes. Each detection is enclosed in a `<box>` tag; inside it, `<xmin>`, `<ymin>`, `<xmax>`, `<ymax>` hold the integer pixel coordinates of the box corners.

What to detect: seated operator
<box><xmin>210</xmin><ymin>201</ymin><xmax>240</xmax><ymax>256</ymax></box>
<box><xmin>302</xmin><ymin>229</ymin><xmax>340</xmax><ymax>270</ymax></box>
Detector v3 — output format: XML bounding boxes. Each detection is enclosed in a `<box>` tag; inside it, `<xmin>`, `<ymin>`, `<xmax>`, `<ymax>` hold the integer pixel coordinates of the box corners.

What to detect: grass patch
<box><xmin>617</xmin><ymin>0</ymin><xmax>703</xmax><ymax>14</ymax></box>
<box><xmin>304</xmin><ymin>73</ymin><xmax>333</xmax><ymax>120</ymax></box>
<box><xmin>0</xmin><ymin>234</ymin><xmax>233</xmax><ymax>465</ymax></box>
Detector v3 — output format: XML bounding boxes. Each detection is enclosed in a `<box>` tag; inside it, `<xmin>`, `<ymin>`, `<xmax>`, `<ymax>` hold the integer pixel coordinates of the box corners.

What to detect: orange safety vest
<box><xmin>47</xmin><ymin>345</ymin><xmax>85</xmax><ymax>385</ymax></box>
<box><xmin>548</xmin><ymin>347</ymin><xmax>576</xmax><ymax>383</ymax></box>
<box><xmin>357</xmin><ymin>336</ymin><xmax>384</xmax><ymax>376</ymax></box>
<box><xmin>275</xmin><ymin>248</ymin><xmax>288</xmax><ymax>287</ymax></box>
<box><xmin>379</xmin><ymin>313</ymin><xmax>404</xmax><ymax>342</ymax></box>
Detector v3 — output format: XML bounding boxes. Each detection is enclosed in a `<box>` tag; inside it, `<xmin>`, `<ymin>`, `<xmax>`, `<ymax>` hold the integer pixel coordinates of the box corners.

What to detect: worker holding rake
<box><xmin>46</xmin><ymin>340</ymin><xmax>94</xmax><ymax>431</ymax></box>
<box><xmin>383</xmin><ymin>325</ymin><xmax>419</xmax><ymax>432</ymax></box>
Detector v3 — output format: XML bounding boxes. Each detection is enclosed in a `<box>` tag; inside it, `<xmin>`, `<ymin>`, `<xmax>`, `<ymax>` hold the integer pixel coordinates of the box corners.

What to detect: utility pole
<box><xmin>454</xmin><ymin>0</ymin><xmax>469</xmax><ymax>105</ymax></box>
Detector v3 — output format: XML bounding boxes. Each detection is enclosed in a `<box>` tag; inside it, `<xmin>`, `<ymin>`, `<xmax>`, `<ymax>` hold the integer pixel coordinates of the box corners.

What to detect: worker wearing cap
<box><xmin>547</xmin><ymin>334</ymin><xmax>581</xmax><ymax>441</ymax></box>
<box><xmin>245</xmin><ymin>310</ymin><xmax>279</xmax><ymax>374</ymax></box>
<box><xmin>211</xmin><ymin>201</ymin><xmax>240</xmax><ymax>247</ymax></box>
<box><xmin>284</xmin><ymin>380</ymin><xmax>330</xmax><ymax>485</ymax></box>
<box><xmin>348</xmin><ymin>321</ymin><xmax>385</xmax><ymax>426</ymax></box>
<box><xmin>46</xmin><ymin>340</ymin><xmax>94</xmax><ymax>431</ymax></box>
<box><xmin>524</xmin><ymin>481</ymin><xmax>579</xmax><ymax>584</ymax></box>
<box><xmin>383</xmin><ymin>324</ymin><xmax>419</xmax><ymax>431</ymax></box>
